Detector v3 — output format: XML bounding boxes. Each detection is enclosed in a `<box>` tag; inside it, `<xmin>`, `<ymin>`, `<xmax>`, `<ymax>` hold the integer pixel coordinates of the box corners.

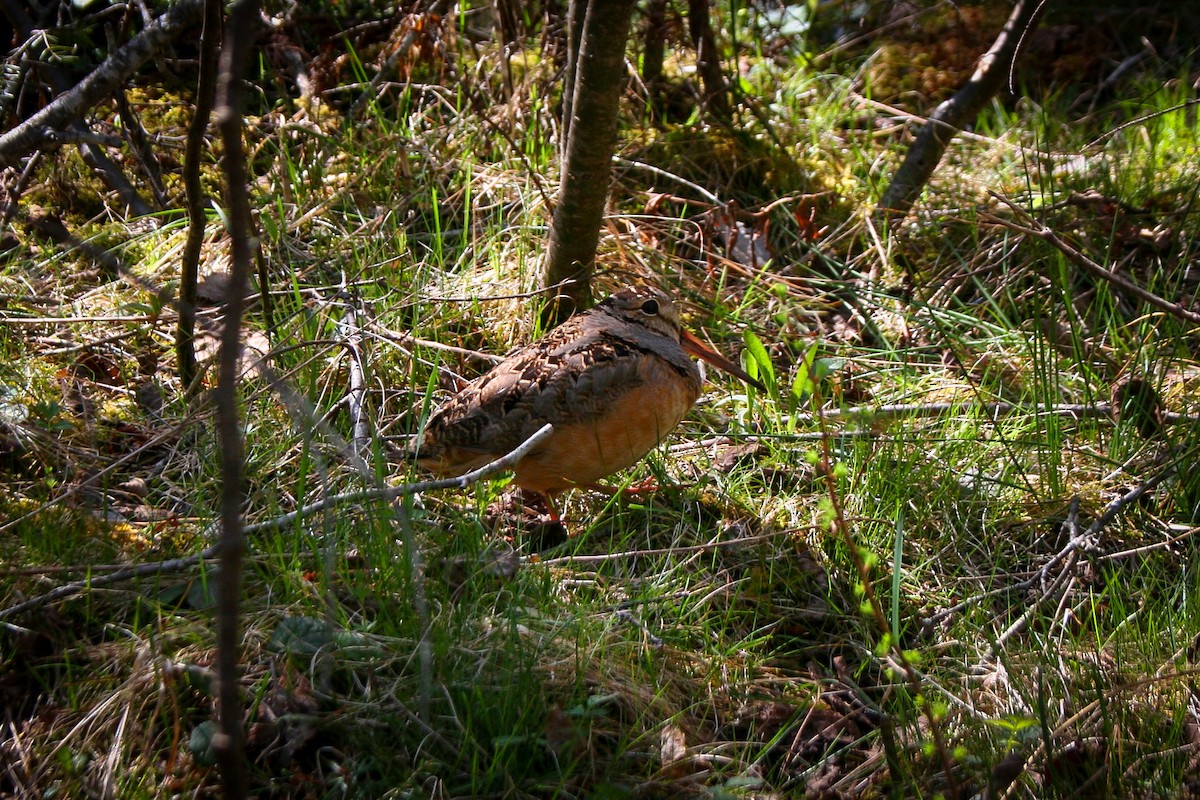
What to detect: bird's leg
<box><xmin>620</xmin><ymin>477</ymin><xmax>661</xmax><ymax>496</ymax></box>
<box><xmin>538</xmin><ymin>491</ymin><xmax>562</xmax><ymax>523</ymax></box>
<box><xmin>517</xmin><ymin>488</ymin><xmax>562</xmax><ymax>523</ymax></box>
<box><xmin>518</xmin><ymin>490</ymin><xmax>569</xmax><ymax>550</ymax></box>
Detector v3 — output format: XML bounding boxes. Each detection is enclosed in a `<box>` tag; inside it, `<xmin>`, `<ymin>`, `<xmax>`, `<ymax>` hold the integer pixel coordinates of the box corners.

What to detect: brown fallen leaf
<box><xmin>658</xmin><ymin>722</ymin><xmax>690</xmax><ymax>779</ymax></box>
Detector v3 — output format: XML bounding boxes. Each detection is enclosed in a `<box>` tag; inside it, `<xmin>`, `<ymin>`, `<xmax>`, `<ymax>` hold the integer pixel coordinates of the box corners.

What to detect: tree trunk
<box><xmin>877</xmin><ymin>0</ymin><xmax>1046</xmax><ymax>226</ymax></box>
<box><xmin>687</xmin><ymin>0</ymin><xmax>729</xmax><ymax>118</ymax></box>
<box><xmin>540</xmin><ymin>0</ymin><xmax>636</xmax><ymax>327</ymax></box>
<box><xmin>642</xmin><ymin>0</ymin><xmax>667</xmax><ymax>117</ymax></box>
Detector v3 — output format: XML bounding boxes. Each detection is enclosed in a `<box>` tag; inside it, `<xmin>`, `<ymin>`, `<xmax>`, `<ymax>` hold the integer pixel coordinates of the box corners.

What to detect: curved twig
<box><xmin>0</xmin><ymin>424</ymin><xmax>554</xmax><ymax>622</ymax></box>
<box><xmin>983</xmin><ymin>194</ymin><xmax>1200</xmax><ymax>327</ymax></box>
<box><xmin>0</xmin><ymin>0</ymin><xmax>204</xmax><ymax>164</ymax></box>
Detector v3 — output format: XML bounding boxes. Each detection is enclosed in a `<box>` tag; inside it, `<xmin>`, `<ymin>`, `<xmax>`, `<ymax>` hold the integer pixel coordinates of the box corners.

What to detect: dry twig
<box><xmin>983</xmin><ymin>193</ymin><xmax>1200</xmax><ymax>327</ymax></box>
<box><xmin>0</xmin><ymin>424</ymin><xmax>555</xmax><ymax>623</ymax></box>
<box><xmin>0</xmin><ymin>0</ymin><xmax>204</xmax><ymax>164</ymax></box>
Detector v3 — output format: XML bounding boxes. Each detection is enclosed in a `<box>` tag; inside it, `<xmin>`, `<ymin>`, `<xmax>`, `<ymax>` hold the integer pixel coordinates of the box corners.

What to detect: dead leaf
<box><xmin>658</xmin><ymin>722</ymin><xmax>690</xmax><ymax>778</ymax></box>
<box><xmin>708</xmin><ymin>207</ymin><xmax>773</xmax><ymax>269</ymax></box>
<box><xmin>793</xmin><ymin>201</ymin><xmax>825</xmax><ymax>243</ymax></box>
<box><xmin>712</xmin><ymin>441</ymin><xmax>766</xmax><ymax>473</ymax></box>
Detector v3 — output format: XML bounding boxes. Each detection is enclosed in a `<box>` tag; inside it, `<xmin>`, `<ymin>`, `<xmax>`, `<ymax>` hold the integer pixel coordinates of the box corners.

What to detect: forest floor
<box><xmin>1</xmin><ymin>2</ymin><xmax>1199</xmax><ymax>798</ymax></box>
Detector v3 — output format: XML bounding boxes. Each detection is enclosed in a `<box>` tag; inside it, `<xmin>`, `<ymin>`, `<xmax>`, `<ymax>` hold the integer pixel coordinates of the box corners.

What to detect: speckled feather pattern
<box><xmin>416</xmin><ymin>287</ymin><xmax>702</xmax><ymax>481</ymax></box>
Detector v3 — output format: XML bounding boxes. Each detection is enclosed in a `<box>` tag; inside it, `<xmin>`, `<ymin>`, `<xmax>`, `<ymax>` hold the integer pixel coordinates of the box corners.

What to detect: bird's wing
<box><xmin>419</xmin><ymin>330</ymin><xmax>646</xmax><ymax>461</ymax></box>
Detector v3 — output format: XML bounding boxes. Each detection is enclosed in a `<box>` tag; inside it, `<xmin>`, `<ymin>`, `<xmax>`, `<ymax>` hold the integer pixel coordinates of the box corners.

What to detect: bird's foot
<box><xmin>521</xmin><ymin>491</ymin><xmax>569</xmax><ymax>549</ymax></box>
<box><xmin>621</xmin><ymin>477</ymin><xmax>661</xmax><ymax>496</ymax></box>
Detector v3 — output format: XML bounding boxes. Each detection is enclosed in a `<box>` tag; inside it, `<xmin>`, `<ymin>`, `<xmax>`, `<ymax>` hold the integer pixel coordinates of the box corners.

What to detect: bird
<box><xmin>413</xmin><ymin>285</ymin><xmax>764</xmax><ymax>519</ymax></box>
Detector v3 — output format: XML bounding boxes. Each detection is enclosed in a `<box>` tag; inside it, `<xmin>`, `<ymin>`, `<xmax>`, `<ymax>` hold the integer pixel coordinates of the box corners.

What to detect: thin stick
<box><xmin>177</xmin><ymin>0</ymin><xmax>223</xmax><ymax>392</ymax></box>
<box><xmin>0</xmin><ymin>424</ymin><xmax>555</xmax><ymax>621</ymax></box>
<box><xmin>536</xmin><ymin>526</ymin><xmax>805</xmax><ymax>567</ymax></box>
<box><xmin>1100</xmin><ymin>525</ymin><xmax>1200</xmax><ymax>560</ymax></box>
<box><xmin>984</xmin><ymin>194</ymin><xmax>1200</xmax><ymax>327</ymax></box>
<box><xmin>335</xmin><ymin>283</ymin><xmax>370</xmax><ymax>454</ymax></box>
<box><xmin>212</xmin><ymin>0</ymin><xmax>259</xmax><ymax>792</ymax></box>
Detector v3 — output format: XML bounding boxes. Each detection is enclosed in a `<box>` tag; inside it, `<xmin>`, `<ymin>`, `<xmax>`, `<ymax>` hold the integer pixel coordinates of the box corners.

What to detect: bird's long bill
<box><xmin>679</xmin><ymin>328</ymin><xmax>767</xmax><ymax>391</ymax></box>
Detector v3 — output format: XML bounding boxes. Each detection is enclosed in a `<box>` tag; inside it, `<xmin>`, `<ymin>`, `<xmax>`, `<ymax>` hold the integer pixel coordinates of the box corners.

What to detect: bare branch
<box><xmin>0</xmin><ymin>424</ymin><xmax>556</xmax><ymax>621</ymax></box>
<box><xmin>0</xmin><ymin>0</ymin><xmax>204</xmax><ymax>165</ymax></box>
<box><xmin>878</xmin><ymin>0</ymin><xmax>1047</xmax><ymax>223</ymax></box>
<box><xmin>212</xmin><ymin>0</ymin><xmax>260</xmax><ymax>794</ymax></box>
<box><xmin>983</xmin><ymin>194</ymin><xmax>1200</xmax><ymax>327</ymax></box>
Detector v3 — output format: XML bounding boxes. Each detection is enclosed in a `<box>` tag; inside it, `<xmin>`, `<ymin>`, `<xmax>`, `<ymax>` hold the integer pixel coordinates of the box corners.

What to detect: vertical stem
<box><xmin>686</xmin><ymin>0</ymin><xmax>729</xmax><ymax>118</ymax></box>
<box><xmin>211</xmin><ymin>0</ymin><xmax>260</xmax><ymax>796</ymax></box>
<box><xmin>642</xmin><ymin>0</ymin><xmax>667</xmax><ymax>117</ymax></box>
<box><xmin>559</xmin><ymin>0</ymin><xmax>585</xmax><ymax>163</ymax></box>
<box><xmin>178</xmin><ymin>0</ymin><xmax>223</xmax><ymax>393</ymax></box>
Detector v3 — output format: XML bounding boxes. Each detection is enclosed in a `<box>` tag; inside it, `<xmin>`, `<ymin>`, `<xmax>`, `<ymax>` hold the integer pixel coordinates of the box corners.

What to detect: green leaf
<box><xmin>332</xmin><ymin>629</ymin><xmax>384</xmax><ymax>661</ymax></box>
<box><xmin>270</xmin><ymin>615</ymin><xmax>336</xmax><ymax>656</ymax></box>
<box><xmin>742</xmin><ymin>329</ymin><xmax>775</xmax><ymax>386</ymax></box>
<box><xmin>790</xmin><ymin>341</ymin><xmax>820</xmax><ymax>400</ymax></box>
<box><xmin>157</xmin><ymin>574</ymin><xmax>217</xmax><ymax>611</ymax></box>
<box><xmin>189</xmin><ymin>720</ymin><xmax>219</xmax><ymax>767</ymax></box>
<box><xmin>185</xmin><ymin>577</ymin><xmax>218</xmax><ymax>611</ymax></box>
<box><xmin>182</xmin><ymin>663</ymin><xmax>216</xmax><ymax>696</ymax></box>
<box><xmin>814</xmin><ymin>356</ymin><xmax>841</xmax><ymax>382</ymax></box>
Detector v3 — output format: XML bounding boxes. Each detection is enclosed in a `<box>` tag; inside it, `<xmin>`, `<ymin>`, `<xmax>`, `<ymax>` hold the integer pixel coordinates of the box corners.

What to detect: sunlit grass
<box><xmin>1</xmin><ymin>7</ymin><xmax>1200</xmax><ymax>798</ymax></box>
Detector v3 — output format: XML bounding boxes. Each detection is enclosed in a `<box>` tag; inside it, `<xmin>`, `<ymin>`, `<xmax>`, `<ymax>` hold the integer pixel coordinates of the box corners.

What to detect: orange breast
<box><xmin>512</xmin><ymin>358</ymin><xmax>699</xmax><ymax>495</ymax></box>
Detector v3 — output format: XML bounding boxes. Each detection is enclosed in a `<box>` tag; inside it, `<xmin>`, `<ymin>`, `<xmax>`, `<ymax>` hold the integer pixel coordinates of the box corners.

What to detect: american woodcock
<box><xmin>414</xmin><ymin>286</ymin><xmax>764</xmax><ymax>518</ymax></box>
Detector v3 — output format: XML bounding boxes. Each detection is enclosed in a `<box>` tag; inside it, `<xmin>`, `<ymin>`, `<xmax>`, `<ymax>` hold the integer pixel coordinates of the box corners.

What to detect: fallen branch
<box><xmin>984</xmin><ymin>193</ymin><xmax>1200</xmax><ymax>327</ymax></box>
<box><xmin>795</xmin><ymin>400</ymin><xmax>1196</xmax><ymax>427</ymax></box>
<box><xmin>988</xmin><ymin>496</ymin><xmax>1087</xmax><ymax>655</ymax></box>
<box><xmin>923</xmin><ymin>466</ymin><xmax>1178</xmax><ymax>644</ymax></box>
<box><xmin>2</xmin><ymin>4</ymin><xmax>155</xmax><ymax>213</ymax></box>
<box><xmin>0</xmin><ymin>424</ymin><xmax>554</xmax><ymax>621</ymax></box>
<box><xmin>369</xmin><ymin>324</ymin><xmax>504</xmax><ymax>366</ymax></box>
<box><xmin>0</xmin><ymin>0</ymin><xmax>204</xmax><ymax>165</ymax></box>
<box><xmin>1100</xmin><ymin>524</ymin><xmax>1200</xmax><ymax>561</ymax></box>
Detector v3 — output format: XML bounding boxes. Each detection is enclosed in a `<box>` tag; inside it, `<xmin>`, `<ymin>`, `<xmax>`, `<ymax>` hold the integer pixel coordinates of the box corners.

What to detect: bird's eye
<box><xmin>640</xmin><ymin>299</ymin><xmax>659</xmax><ymax>316</ymax></box>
